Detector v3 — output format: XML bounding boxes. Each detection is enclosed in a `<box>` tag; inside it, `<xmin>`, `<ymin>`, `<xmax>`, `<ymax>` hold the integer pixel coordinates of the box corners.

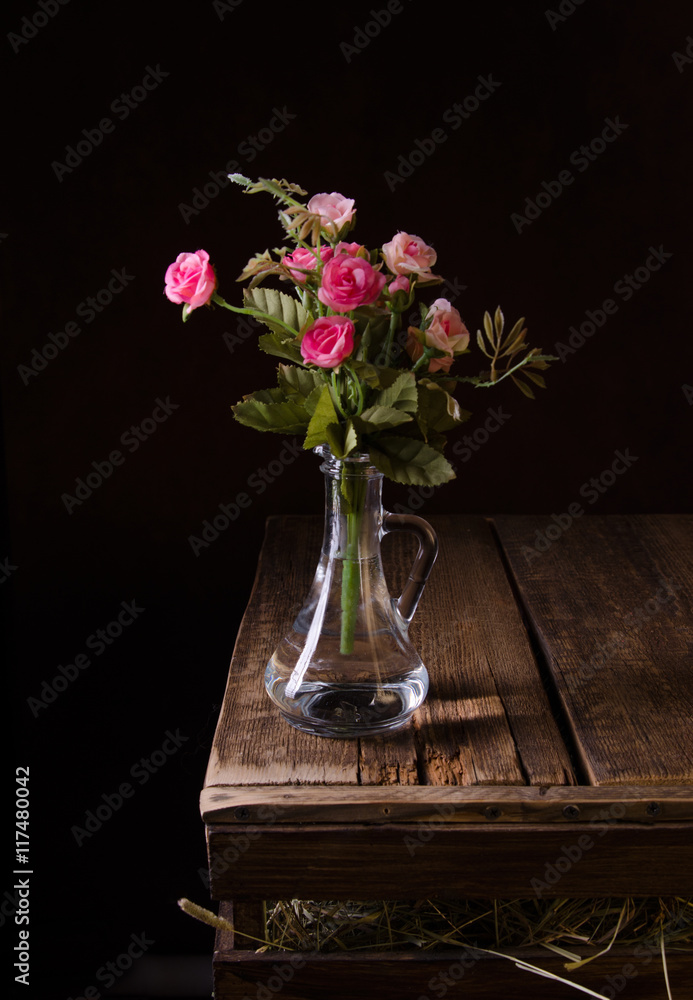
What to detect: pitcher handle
<box><xmin>382</xmin><ymin>512</ymin><xmax>439</xmax><ymax>626</ymax></box>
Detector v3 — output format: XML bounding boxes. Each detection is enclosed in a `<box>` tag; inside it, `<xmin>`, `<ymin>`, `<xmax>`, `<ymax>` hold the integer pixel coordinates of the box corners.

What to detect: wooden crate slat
<box><xmin>213</xmin><ymin>943</ymin><xmax>692</xmax><ymax>1000</ymax></box>
<box><xmin>214</xmin><ymin>903</ymin><xmax>692</xmax><ymax>1000</ymax></box>
<box><xmin>409</xmin><ymin>516</ymin><xmax>575</xmax><ymax>787</ymax></box>
<box><xmin>200</xmin><ymin>784</ymin><xmax>693</xmax><ymax>824</ymax></box>
<box><xmin>207</xmin><ymin>823</ymin><xmax>693</xmax><ymax>900</ymax></box>
<box><xmin>494</xmin><ymin>514</ymin><xmax>693</xmax><ymax>786</ymax></box>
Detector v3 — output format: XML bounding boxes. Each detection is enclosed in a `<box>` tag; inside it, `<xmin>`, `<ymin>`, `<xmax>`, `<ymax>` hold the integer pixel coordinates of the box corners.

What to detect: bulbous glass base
<box><xmin>265</xmin><ymin>643</ymin><xmax>429</xmax><ymax>738</ymax></box>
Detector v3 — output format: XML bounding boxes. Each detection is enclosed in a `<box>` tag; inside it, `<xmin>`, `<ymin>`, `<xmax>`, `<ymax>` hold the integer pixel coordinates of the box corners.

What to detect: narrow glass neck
<box><xmin>317</xmin><ymin>448</ymin><xmax>384</xmax><ymax>560</ymax></box>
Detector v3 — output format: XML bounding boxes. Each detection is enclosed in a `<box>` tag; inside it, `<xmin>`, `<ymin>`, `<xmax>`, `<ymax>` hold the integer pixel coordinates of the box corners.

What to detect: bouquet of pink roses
<box><xmin>164</xmin><ymin>175</ymin><xmax>553</xmax><ymax>488</ymax></box>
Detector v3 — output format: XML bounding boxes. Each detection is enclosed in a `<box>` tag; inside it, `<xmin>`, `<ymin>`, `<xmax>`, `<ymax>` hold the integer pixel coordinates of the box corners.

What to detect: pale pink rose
<box><xmin>300</xmin><ymin>316</ymin><xmax>355</xmax><ymax>368</ymax></box>
<box><xmin>388</xmin><ymin>275</ymin><xmax>410</xmax><ymax>295</ymax></box>
<box><xmin>307</xmin><ymin>192</ymin><xmax>355</xmax><ymax>235</ymax></box>
<box><xmin>283</xmin><ymin>245</ymin><xmax>333</xmax><ymax>283</ymax></box>
<box><xmin>334</xmin><ymin>242</ymin><xmax>363</xmax><ymax>257</ymax></box>
<box><xmin>317</xmin><ymin>255</ymin><xmax>387</xmax><ymax>312</ymax></box>
<box><xmin>406</xmin><ymin>298</ymin><xmax>470</xmax><ymax>372</ymax></box>
<box><xmin>382</xmin><ymin>232</ymin><xmax>439</xmax><ymax>279</ymax></box>
<box><xmin>164</xmin><ymin>250</ymin><xmax>216</xmax><ymax>311</ymax></box>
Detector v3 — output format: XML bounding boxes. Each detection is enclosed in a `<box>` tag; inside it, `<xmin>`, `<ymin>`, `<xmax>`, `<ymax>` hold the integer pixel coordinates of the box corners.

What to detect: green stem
<box><xmin>381</xmin><ymin>310</ymin><xmax>400</xmax><ymax>367</ymax></box>
<box><xmin>340</xmin><ymin>470</ymin><xmax>365</xmax><ymax>655</ymax></box>
<box><xmin>210</xmin><ymin>293</ymin><xmax>299</xmax><ymax>338</ymax></box>
<box><xmin>330</xmin><ymin>370</ymin><xmax>349</xmax><ymax>419</ymax></box>
<box><xmin>344</xmin><ymin>363</ymin><xmax>365</xmax><ymax>416</ymax></box>
<box><xmin>411</xmin><ymin>347</ymin><xmax>435</xmax><ymax>373</ymax></box>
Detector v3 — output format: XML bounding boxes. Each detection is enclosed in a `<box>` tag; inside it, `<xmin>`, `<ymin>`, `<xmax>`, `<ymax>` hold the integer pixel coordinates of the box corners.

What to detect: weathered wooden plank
<box><xmin>494</xmin><ymin>515</ymin><xmax>693</xmax><ymax>786</ymax></box>
<box><xmin>407</xmin><ymin>516</ymin><xmax>575</xmax><ymax>787</ymax></box>
<box><xmin>213</xmin><ymin>933</ymin><xmax>693</xmax><ymax>1000</ymax></box>
<box><xmin>200</xmin><ymin>784</ymin><xmax>693</xmax><ymax>825</ymax></box>
<box><xmin>207</xmin><ymin>823</ymin><xmax>693</xmax><ymax>900</ymax></box>
<box><xmin>229</xmin><ymin>901</ymin><xmax>267</xmax><ymax>951</ymax></box>
<box><xmin>204</xmin><ymin>517</ymin><xmax>359</xmax><ymax>786</ymax></box>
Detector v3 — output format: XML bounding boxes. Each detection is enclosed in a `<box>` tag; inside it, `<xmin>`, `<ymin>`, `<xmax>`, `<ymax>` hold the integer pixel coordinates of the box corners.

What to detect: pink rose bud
<box><xmin>406</xmin><ymin>298</ymin><xmax>470</xmax><ymax>372</ymax></box>
<box><xmin>334</xmin><ymin>242</ymin><xmax>363</xmax><ymax>257</ymax></box>
<box><xmin>283</xmin><ymin>245</ymin><xmax>333</xmax><ymax>283</ymax></box>
<box><xmin>164</xmin><ymin>250</ymin><xmax>217</xmax><ymax>312</ymax></box>
<box><xmin>307</xmin><ymin>192</ymin><xmax>356</xmax><ymax>235</ymax></box>
<box><xmin>317</xmin><ymin>255</ymin><xmax>387</xmax><ymax>312</ymax></box>
<box><xmin>382</xmin><ymin>232</ymin><xmax>439</xmax><ymax>279</ymax></box>
<box><xmin>300</xmin><ymin>316</ymin><xmax>355</xmax><ymax>369</ymax></box>
<box><xmin>388</xmin><ymin>275</ymin><xmax>410</xmax><ymax>295</ymax></box>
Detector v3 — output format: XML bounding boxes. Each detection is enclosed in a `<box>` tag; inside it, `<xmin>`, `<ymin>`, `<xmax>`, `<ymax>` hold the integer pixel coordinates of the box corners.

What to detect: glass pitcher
<box><xmin>264</xmin><ymin>447</ymin><xmax>438</xmax><ymax>737</ymax></box>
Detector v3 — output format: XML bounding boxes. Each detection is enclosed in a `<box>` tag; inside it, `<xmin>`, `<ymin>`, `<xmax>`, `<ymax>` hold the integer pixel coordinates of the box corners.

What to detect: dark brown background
<box><xmin>3</xmin><ymin>0</ymin><xmax>692</xmax><ymax>995</ymax></box>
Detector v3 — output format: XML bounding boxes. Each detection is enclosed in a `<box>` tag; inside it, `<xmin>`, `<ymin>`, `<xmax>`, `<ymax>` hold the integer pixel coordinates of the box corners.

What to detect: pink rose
<box><xmin>300</xmin><ymin>316</ymin><xmax>355</xmax><ymax>368</ymax></box>
<box><xmin>334</xmin><ymin>242</ymin><xmax>363</xmax><ymax>257</ymax></box>
<box><xmin>407</xmin><ymin>298</ymin><xmax>470</xmax><ymax>372</ymax></box>
<box><xmin>382</xmin><ymin>232</ymin><xmax>439</xmax><ymax>279</ymax></box>
<box><xmin>164</xmin><ymin>250</ymin><xmax>217</xmax><ymax>311</ymax></box>
<box><xmin>283</xmin><ymin>245</ymin><xmax>333</xmax><ymax>283</ymax></box>
<box><xmin>388</xmin><ymin>275</ymin><xmax>410</xmax><ymax>295</ymax></box>
<box><xmin>317</xmin><ymin>255</ymin><xmax>387</xmax><ymax>312</ymax></box>
<box><xmin>307</xmin><ymin>192</ymin><xmax>356</xmax><ymax>235</ymax></box>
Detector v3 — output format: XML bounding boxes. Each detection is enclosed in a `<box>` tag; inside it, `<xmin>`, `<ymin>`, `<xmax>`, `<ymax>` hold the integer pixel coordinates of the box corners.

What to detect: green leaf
<box><xmin>349</xmin><ymin>360</ymin><xmax>381</xmax><ymax>388</ymax></box>
<box><xmin>494</xmin><ymin>305</ymin><xmax>505</xmax><ymax>337</ymax></box>
<box><xmin>353</xmin><ymin>406</ymin><xmax>413</xmax><ymax>434</ymax></box>
<box><xmin>244</xmin><ymin>287</ymin><xmax>309</xmax><ymax>337</ymax></box>
<box><xmin>483</xmin><ymin>310</ymin><xmax>495</xmax><ymax>347</ymax></box>
<box><xmin>248</xmin><ymin>387</ymin><xmax>287</xmax><ymax>404</ymax></box>
<box><xmin>374</xmin><ymin>367</ymin><xmax>409</xmax><ymax>390</ymax></box>
<box><xmin>417</xmin><ymin>380</ymin><xmax>471</xmax><ymax>436</ymax></box>
<box><xmin>353</xmin><ymin>309</ymin><xmax>391</xmax><ymax>358</ymax></box>
<box><xmin>368</xmin><ymin>436</ymin><xmax>455</xmax><ymax>486</ymax></box>
<box><xmin>303</xmin><ymin>385</ymin><xmax>339</xmax><ymax>449</ymax></box>
<box><xmin>232</xmin><ymin>396</ymin><xmax>310</xmax><ymax>434</ymax></box>
<box><xmin>258</xmin><ymin>332</ymin><xmax>304</xmax><ymax>364</ymax></box>
<box><xmin>511</xmin><ymin>375</ymin><xmax>535</xmax><ymax>399</ymax></box>
<box><xmin>523</xmin><ymin>370</ymin><xmax>547</xmax><ymax>389</ymax></box>
<box><xmin>304</xmin><ymin>385</ymin><xmax>325</xmax><ymax>416</ymax></box>
<box><xmin>507</xmin><ymin>316</ymin><xmax>526</xmax><ymax>343</ymax></box>
<box><xmin>374</xmin><ymin>371</ymin><xmax>418</xmax><ymax>413</ymax></box>
<box><xmin>325</xmin><ymin>420</ymin><xmax>358</xmax><ymax>459</ymax></box>
<box><xmin>278</xmin><ymin>364</ymin><xmax>323</xmax><ymax>399</ymax></box>
<box><xmin>228</xmin><ymin>173</ymin><xmax>252</xmax><ymax>188</ymax></box>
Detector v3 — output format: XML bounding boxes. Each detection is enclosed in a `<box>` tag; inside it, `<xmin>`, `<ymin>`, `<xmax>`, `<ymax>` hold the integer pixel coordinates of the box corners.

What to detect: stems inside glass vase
<box><xmin>340</xmin><ymin>468</ymin><xmax>366</xmax><ymax>655</ymax></box>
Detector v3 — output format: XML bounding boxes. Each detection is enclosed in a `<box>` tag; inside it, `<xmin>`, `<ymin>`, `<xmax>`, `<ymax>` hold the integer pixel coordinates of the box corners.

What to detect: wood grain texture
<box><xmin>207</xmin><ymin>823</ymin><xmax>693</xmax><ymax>900</ymax></box>
<box><xmin>204</xmin><ymin>514</ymin><xmax>575</xmax><ymax>792</ymax></box>
<box><xmin>213</xmin><ymin>931</ymin><xmax>693</xmax><ymax>1000</ymax></box>
<box><xmin>204</xmin><ymin>517</ymin><xmax>358</xmax><ymax>787</ymax></box>
<box><xmin>200</xmin><ymin>784</ymin><xmax>693</xmax><ymax>825</ymax></box>
<box><xmin>494</xmin><ymin>515</ymin><xmax>693</xmax><ymax>786</ymax></box>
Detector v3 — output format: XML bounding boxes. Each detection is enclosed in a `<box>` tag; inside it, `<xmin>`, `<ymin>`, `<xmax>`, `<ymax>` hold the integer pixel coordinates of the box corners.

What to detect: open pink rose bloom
<box><xmin>317</xmin><ymin>255</ymin><xmax>387</xmax><ymax>313</ymax></box>
<box><xmin>382</xmin><ymin>232</ymin><xmax>439</xmax><ymax>280</ymax></box>
<box><xmin>300</xmin><ymin>316</ymin><xmax>355</xmax><ymax>369</ymax></box>
<box><xmin>307</xmin><ymin>192</ymin><xmax>355</xmax><ymax>235</ymax></box>
<box><xmin>164</xmin><ymin>250</ymin><xmax>216</xmax><ymax>311</ymax></box>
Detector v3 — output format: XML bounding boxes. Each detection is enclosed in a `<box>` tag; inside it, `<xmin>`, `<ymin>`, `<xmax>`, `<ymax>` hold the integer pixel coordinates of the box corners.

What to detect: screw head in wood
<box><xmin>484</xmin><ymin>806</ymin><xmax>502</xmax><ymax>820</ymax></box>
<box><xmin>646</xmin><ymin>801</ymin><xmax>661</xmax><ymax>817</ymax></box>
<box><xmin>563</xmin><ymin>804</ymin><xmax>580</xmax><ymax>819</ymax></box>
<box><xmin>234</xmin><ymin>806</ymin><xmax>250</xmax><ymax>820</ymax></box>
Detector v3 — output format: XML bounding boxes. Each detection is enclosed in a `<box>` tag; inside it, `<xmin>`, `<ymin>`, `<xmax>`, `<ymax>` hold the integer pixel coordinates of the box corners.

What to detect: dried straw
<box><xmin>180</xmin><ymin>895</ymin><xmax>693</xmax><ymax>997</ymax></box>
<box><xmin>261</xmin><ymin>896</ymin><xmax>693</xmax><ymax>957</ymax></box>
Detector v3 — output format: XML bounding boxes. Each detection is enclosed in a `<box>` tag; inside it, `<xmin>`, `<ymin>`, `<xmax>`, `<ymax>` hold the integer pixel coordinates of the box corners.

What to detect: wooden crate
<box><xmin>201</xmin><ymin>514</ymin><xmax>693</xmax><ymax>998</ymax></box>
